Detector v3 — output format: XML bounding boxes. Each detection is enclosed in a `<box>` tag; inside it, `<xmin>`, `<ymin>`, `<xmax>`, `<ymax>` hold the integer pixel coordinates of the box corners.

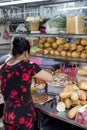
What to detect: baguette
<box><xmin>78</xmin><ymin>82</ymin><xmax>87</xmax><ymax>90</ymax></box>
<box><xmin>78</xmin><ymin>90</ymin><xmax>86</xmax><ymax>101</ymax></box>
<box><xmin>64</xmin><ymin>99</ymin><xmax>72</xmax><ymax>109</ymax></box>
<box><xmin>59</xmin><ymin>91</ymin><xmax>72</xmax><ymax>99</ymax></box>
<box><xmin>77</xmin><ymin>69</ymin><xmax>87</xmax><ymax>76</ymax></box>
<box><xmin>63</xmin><ymin>84</ymin><xmax>74</xmax><ymax>92</ymax></box>
<box><xmin>67</xmin><ymin>105</ymin><xmax>81</xmax><ymax>119</ymax></box>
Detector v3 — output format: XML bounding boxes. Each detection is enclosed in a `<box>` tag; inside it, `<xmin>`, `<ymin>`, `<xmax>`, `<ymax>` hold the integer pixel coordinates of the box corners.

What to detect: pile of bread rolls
<box><xmin>38</xmin><ymin>37</ymin><xmax>87</xmax><ymax>59</ymax></box>
<box><xmin>58</xmin><ymin>81</ymin><xmax>87</xmax><ymax>119</ymax></box>
<box><xmin>76</xmin><ymin>69</ymin><xmax>87</xmax><ymax>82</ymax></box>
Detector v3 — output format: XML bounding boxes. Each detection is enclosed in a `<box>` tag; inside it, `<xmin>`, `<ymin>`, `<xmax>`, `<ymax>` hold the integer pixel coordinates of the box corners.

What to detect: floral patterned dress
<box><xmin>0</xmin><ymin>60</ymin><xmax>41</xmax><ymax>129</ymax></box>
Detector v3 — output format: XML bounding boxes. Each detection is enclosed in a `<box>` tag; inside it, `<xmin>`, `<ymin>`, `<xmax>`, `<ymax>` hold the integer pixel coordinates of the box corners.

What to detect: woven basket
<box><xmin>28</xmin><ymin>21</ymin><xmax>40</xmax><ymax>31</ymax></box>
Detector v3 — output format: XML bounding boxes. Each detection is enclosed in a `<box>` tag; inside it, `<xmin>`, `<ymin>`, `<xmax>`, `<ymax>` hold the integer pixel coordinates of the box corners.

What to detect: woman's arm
<box><xmin>34</xmin><ymin>70</ymin><xmax>53</xmax><ymax>82</ymax></box>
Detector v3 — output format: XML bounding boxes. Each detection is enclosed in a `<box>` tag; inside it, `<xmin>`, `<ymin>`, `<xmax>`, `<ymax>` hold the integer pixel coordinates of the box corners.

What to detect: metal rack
<box><xmin>30</xmin><ymin>54</ymin><xmax>87</xmax><ymax>63</ymax></box>
<box><xmin>10</xmin><ymin>32</ymin><xmax>87</xmax><ymax>38</ymax></box>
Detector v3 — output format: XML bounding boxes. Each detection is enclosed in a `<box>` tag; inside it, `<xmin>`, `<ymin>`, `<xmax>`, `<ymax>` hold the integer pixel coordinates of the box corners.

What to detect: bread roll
<box><xmin>49</xmin><ymin>50</ymin><xmax>55</xmax><ymax>55</ymax></box>
<box><xmin>64</xmin><ymin>99</ymin><xmax>72</xmax><ymax>109</ymax></box>
<box><xmin>57</xmin><ymin>46</ymin><xmax>63</xmax><ymax>52</ymax></box>
<box><xmin>64</xmin><ymin>43</ymin><xmax>70</xmax><ymax>51</ymax></box>
<box><xmin>81</xmin><ymin>38</ymin><xmax>87</xmax><ymax>46</ymax></box>
<box><xmin>60</xmin><ymin>50</ymin><xmax>67</xmax><ymax>57</ymax></box>
<box><xmin>76</xmin><ymin>45</ymin><xmax>85</xmax><ymax>52</ymax></box>
<box><xmin>52</xmin><ymin>42</ymin><xmax>58</xmax><ymax>49</ymax></box>
<box><xmin>38</xmin><ymin>43</ymin><xmax>44</xmax><ymax>49</ymax></box>
<box><xmin>47</xmin><ymin>47</ymin><xmax>53</xmax><ymax>50</ymax></box>
<box><xmin>67</xmin><ymin>105</ymin><xmax>81</xmax><ymax>119</ymax></box>
<box><xmin>56</xmin><ymin>38</ymin><xmax>66</xmax><ymax>45</ymax></box>
<box><xmin>54</xmin><ymin>50</ymin><xmax>60</xmax><ymax>56</ymax></box>
<box><xmin>80</xmin><ymin>52</ymin><xmax>87</xmax><ymax>59</ymax></box>
<box><xmin>78</xmin><ymin>82</ymin><xmax>87</xmax><ymax>90</ymax></box>
<box><xmin>78</xmin><ymin>90</ymin><xmax>86</xmax><ymax>100</ymax></box>
<box><xmin>44</xmin><ymin>49</ymin><xmax>49</xmax><ymax>55</ymax></box>
<box><xmin>70</xmin><ymin>44</ymin><xmax>77</xmax><ymax>51</ymax></box>
<box><xmin>59</xmin><ymin>90</ymin><xmax>72</xmax><ymax>99</ymax></box>
<box><xmin>39</xmin><ymin>37</ymin><xmax>47</xmax><ymax>44</ymax></box>
<box><xmin>72</xmin><ymin>51</ymin><xmax>80</xmax><ymax>58</ymax></box>
<box><xmin>63</xmin><ymin>84</ymin><xmax>74</xmax><ymax>92</ymax></box>
<box><xmin>47</xmin><ymin>37</ymin><xmax>56</xmax><ymax>43</ymax></box>
<box><xmin>66</xmin><ymin>51</ymin><xmax>72</xmax><ymax>57</ymax></box>
<box><xmin>75</xmin><ymin>38</ymin><xmax>81</xmax><ymax>45</ymax></box>
<box><xmin>44</xmin><ymin>42</ymin><xmax>51</xmax><ymax>48</ymax></box>
<box><xmin>85</xmin><ymin>46</ymin><xmax>87</xmax><ymax>50</ymax></box>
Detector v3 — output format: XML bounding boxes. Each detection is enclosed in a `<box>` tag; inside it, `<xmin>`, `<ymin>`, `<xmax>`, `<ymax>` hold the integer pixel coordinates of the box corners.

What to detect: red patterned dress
<box><xmin>0</xmin><ymin>60</ymin><xmax>41</xmax><ymax>130</ymax></box>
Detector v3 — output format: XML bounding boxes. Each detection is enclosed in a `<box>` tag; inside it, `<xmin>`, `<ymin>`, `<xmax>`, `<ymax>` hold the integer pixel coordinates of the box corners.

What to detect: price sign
<box><xmin>64</xmin><ymin>2</ymin><xmax>75</xmax><ymax>9</ymax></box>
<box><xmin>0</xmin><ymin>9</ymin><xmax>23</xmax><ymax>18</ymax></box>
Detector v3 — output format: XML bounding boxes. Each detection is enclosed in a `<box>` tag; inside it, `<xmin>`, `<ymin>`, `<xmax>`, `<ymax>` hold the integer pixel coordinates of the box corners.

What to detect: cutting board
<box><xmin>31</xmin><ymin>93</ymin><xmax>53</xmax><ymax>104</ymax></box>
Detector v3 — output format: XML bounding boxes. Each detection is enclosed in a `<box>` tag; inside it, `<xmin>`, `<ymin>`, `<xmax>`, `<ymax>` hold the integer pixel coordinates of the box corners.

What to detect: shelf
<box><xmin>0</xmin><ymin>18</ymin><xmax>24</xmax><ymax>22</ymax></box>
<box><xmin>30</xmin><ymin>54</ymin><xmax>87</xmax><ymax>63</ymax></box>
<box><xmin>25</xmin><ymin>0</ymin><xmax>82</xmax><ymax>7</ymax></box>
<box><xmin>0</xmin><ymin>0</ymin><xmax>82</xmax><ymax>7</ymax></box>
<box><xmin>10</xmin><ymin>32</ymin><xmax>87</xmax><ymax>38</ymax></box>
<box><xmin>29</xmin><ymin>33</ymin><xmax>87</xmax><ymax>38</ymax></box>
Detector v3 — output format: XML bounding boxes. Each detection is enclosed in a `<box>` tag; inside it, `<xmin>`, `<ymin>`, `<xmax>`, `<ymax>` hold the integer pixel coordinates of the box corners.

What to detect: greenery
<box><xmin>49</xmin><ymin>17</ymin><xmax>66</xmax><ymax>28</ymax></box>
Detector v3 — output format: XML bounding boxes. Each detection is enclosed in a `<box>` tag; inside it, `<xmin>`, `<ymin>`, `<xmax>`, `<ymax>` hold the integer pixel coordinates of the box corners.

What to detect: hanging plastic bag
<box><xmin>3</xmin><ymin>25</ymin><xmax>9</xmax><ymax>40</ymax></box>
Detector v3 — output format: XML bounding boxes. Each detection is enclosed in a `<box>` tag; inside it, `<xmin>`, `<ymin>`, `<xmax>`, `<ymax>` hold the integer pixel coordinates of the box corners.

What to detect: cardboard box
<box><xmin>26</xmin><ymin>37</ymin><xmax>39</xmax><ymax>47</ymax></box>
<box><xmin>67</xmin><ymin>16</ymin><xmax>85</xmax><ymax>34</ymax></box>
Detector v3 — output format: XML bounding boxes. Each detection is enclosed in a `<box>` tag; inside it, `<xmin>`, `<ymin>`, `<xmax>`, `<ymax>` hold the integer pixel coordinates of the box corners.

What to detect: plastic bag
<box><xmin>75</xmin><ymin>105</ymin><xmax>87</xmax><ymax>125</ymax></box>
<box><xmin>46</xmin><ymin>15</ymin><xmax>66</xmax><ymax>34</ymax></box>
<box><xmin>3</xmin><ymin>26</ymin><xmax>9</xmax><ymax>40</ymax></box>
<box><xmin>60</xmin><ymin>62</ymin><xmax>78</xmax><ymax>81</ymax></box>
<box><xmin>49</xmin><ymin>16</ymin><xmax>66</xmax><ymax>28</ymax></box>
<box><xmin>16</xmin><ymin>24</ymin><xmax>27</xmax><ymax>32</ymax></box>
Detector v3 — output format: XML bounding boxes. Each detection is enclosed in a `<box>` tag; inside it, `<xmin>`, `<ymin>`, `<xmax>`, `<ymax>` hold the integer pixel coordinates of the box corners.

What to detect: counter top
<box><xmin>35</xmin><ymin>99</ymin><xmax>87</xmax><ymax>130</ymax></box>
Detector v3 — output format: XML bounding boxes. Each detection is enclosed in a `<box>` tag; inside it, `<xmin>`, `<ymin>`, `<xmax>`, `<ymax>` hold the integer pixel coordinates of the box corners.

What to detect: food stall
<box><xmin>0</xmin><ymin>0</ymin><xmax>87</xmax><ymax>130</ymax></box>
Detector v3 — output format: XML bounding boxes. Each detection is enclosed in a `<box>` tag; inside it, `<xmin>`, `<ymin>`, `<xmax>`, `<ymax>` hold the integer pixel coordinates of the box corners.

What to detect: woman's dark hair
<box><xmin>12</xmin><ymin>37</ymin><xmax>30</xmax><ymax>56</ymax></box>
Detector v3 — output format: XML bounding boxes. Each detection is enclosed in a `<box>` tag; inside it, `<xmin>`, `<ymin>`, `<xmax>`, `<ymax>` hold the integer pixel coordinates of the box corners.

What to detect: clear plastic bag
<box><xmin>46</xmin><ymin>15</ymin><xmax>66</xmax><ymax>34</ymax></box>
<box><xmin>75</xmin><ymin>105</ymin><xmax>87</xmax><ymax>125</ymax></box>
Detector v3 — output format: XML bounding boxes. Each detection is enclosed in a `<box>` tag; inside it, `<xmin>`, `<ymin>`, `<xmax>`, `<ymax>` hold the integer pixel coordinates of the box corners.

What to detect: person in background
<box><xmin>0</xmin><ymin>37</ymin><xmax>53</xmax><ymax>130</ymax></box>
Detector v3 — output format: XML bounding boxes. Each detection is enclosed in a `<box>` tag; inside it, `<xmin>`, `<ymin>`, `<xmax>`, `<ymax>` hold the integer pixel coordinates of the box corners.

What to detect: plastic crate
<box><xmin>47</xmin><ymin>85</ymin><xmax>63</xmax><ymax>94</ymax></box>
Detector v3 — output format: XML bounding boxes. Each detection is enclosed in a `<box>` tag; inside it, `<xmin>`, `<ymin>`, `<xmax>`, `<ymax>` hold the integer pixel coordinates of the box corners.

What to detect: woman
<box><xmin>0</xmin><ymin>37</ymin><xmax>53</xmax><ymax>130</ymax></box>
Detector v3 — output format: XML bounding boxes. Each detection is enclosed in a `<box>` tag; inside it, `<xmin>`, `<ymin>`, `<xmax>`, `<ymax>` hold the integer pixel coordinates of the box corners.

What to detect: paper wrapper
<box><xmin>32</xmin><ymin>93</ymin><xmax>53</xmax><ymax>104</ymax></box>
<box><xmin>67</xmin><ymin>16</ymin><xmax>85</xmax><ymax>34</ymax></box>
